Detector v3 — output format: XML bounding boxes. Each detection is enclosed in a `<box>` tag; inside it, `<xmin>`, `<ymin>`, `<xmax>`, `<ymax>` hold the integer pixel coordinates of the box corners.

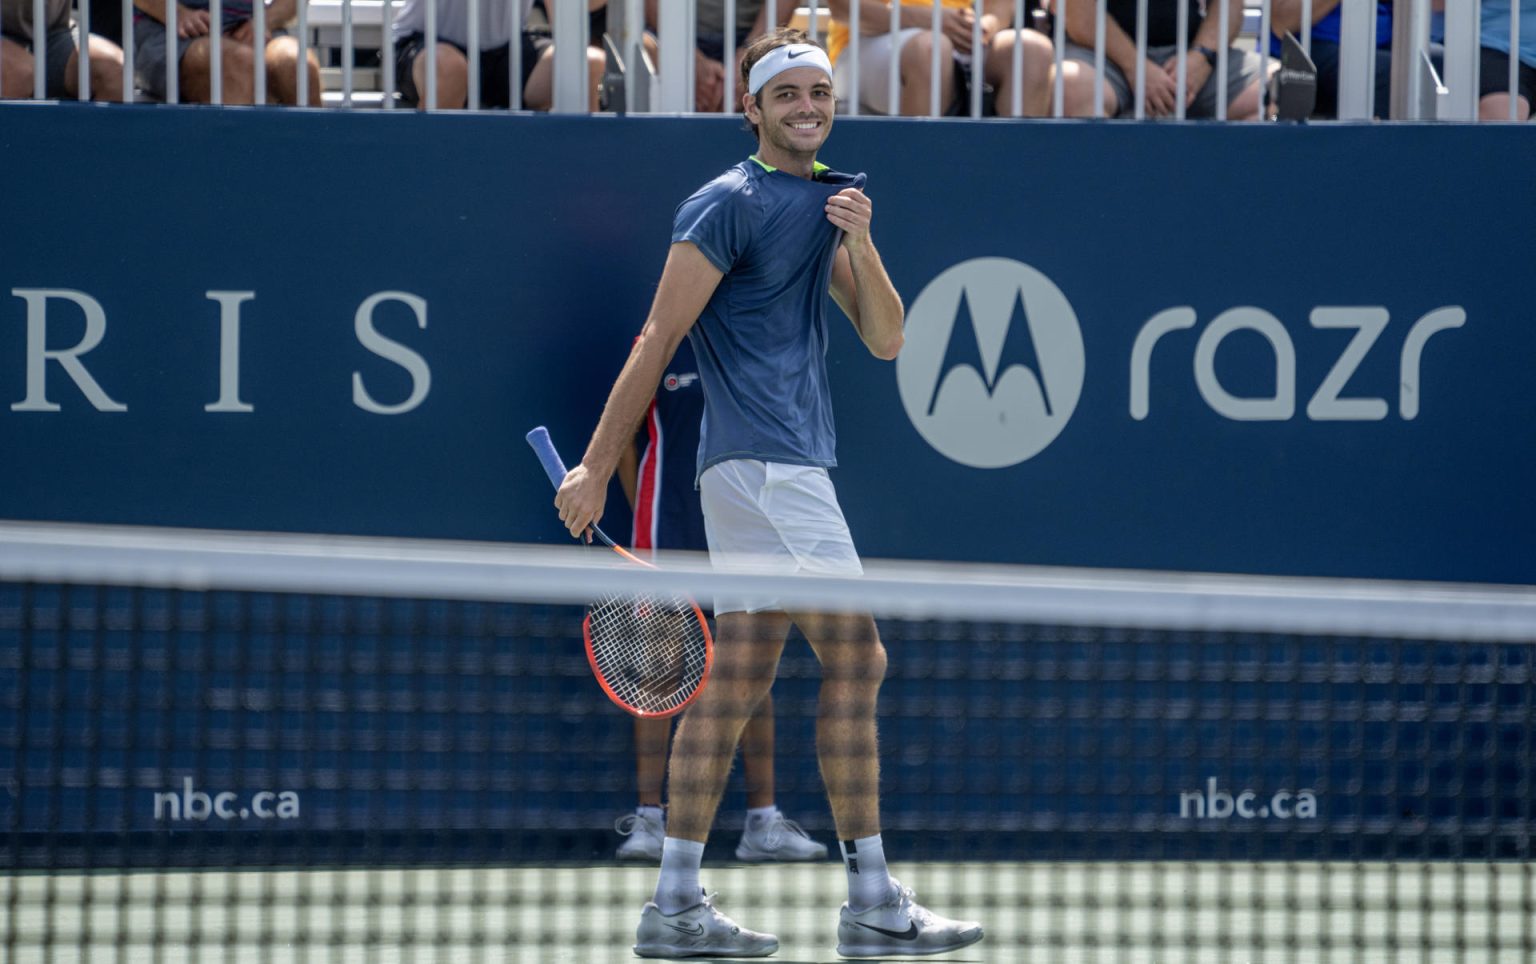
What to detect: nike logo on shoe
<box><xmin>665</xmin><ymin>922</ymin><xmax>706</xmax><ymax>937</ymax></box>
<box><xmin>855</xmin><ymin>921</ymin><xmax>920</xmax><ymax>940</ymax></box>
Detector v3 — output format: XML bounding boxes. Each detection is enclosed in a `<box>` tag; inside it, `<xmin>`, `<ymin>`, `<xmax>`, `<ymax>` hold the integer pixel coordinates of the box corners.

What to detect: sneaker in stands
<box><xmin>615</xmin><ymin>809</ymin><xmax>665</xmax><ymax>862</ymax></box>
<box><xmin>734</xmin><ymin>809</ymin><xmax>829</xmax><ymax>862</ymax></box>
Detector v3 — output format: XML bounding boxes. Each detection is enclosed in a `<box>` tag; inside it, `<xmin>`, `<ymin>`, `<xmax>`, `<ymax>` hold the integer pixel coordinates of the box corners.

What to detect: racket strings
<box><xmin>586</xmin><ymin>591</ymin><xmax>709</xmax><ymax>716</ymax></box>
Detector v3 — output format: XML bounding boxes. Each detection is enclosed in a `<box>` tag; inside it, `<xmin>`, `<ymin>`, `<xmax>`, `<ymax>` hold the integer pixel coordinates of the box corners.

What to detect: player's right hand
<box><xmin>554</xmin><ymin>464</ymin><xmax>606</xmax><ymax>541</ymax></box>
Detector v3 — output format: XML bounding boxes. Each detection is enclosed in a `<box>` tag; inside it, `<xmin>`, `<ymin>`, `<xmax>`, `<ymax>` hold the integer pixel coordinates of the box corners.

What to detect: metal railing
<box><xmin>0</xmin><ymin>0</ymin><xmax>1527</xmax><ymax>119</ymax></box>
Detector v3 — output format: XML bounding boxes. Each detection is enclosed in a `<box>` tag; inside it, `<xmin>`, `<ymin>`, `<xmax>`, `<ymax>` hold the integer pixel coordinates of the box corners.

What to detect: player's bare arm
<box><xmin>827</xmin><ymin>189</ymin><xmax>904</xmax><ymax>360</ymax></box>
<box><xmin>554</xmin><ymin>242</ymin><xmax>723</xmax><ymax>539</ymax></box>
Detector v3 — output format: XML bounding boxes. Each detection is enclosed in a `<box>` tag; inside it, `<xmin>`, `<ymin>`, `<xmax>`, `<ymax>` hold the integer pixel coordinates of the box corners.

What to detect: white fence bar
<box><xmin>1337</xmin><ymin>0</ymin><xmax>1374</xmax><ymax>117</ymax></box>
<box><xmin>1174</xmin><ymin>0</ymin><xmax>1188</xmax><ymax>117</ymax></box>
<box><xmin>929</xmin><ymin>0</ymin><xmax>941</xmax><ymax>115</ymax></box>
<box><xmin>211</xmin><ymin>0</ymin><xmax>222</xmax><ymax>103</ymax></box>
<box><xmin>888</xmin><ymin>0</ymin><xmax>900</xmax><ymax>115</ymax></box>
<box><xmin>847</xmin><ymin>0</ymin><xmax>860</xmax><ymax>114</ymax></box>
<box><xmin>383</xmin><ymin>0</ymin><xmax>396</xmax><ymax>107</ymax></box>
<box><xmin>1436</xmin><ymin>0</ymin><xmax>1478</xmax><ymax>119</ymax></box>
<box><xmin>1510</xmin><ymin>0</ymin><xmax>1522</xmax><ymax>119</ymax></box>
<box><xmin>1012</xmin><ymin>0</ymin><xmax>1024</xmax><ymax>115</ymax></box>
<box><xmin>33</xmin><ymin>0</ymin><xmax>46</xmax><ymax>99</ymax></box>
<box><xmin>1216</xmin><ymin>0</ymin><xmax>1230</xmax><ymax>119</ymax></box>
<box><xmin>807</xmin><ymin>0</ymin><xmax>819</xmax><ymax>41</ymax></box>
<box><xmin>1390</xmin><ymin>0</ymin><xmax>1432</xmax><ymax>117</ymax></box>
<box><xmin>657</xmin><ymin>0</ymin><xmax>690</xmax><ymax>111</ymax></box>
<box><xmin>122</xmin><ymin>0</ymin><xmax>134</xmax><ymax>102</ymax></box>
<box><xmin>723</xmin><ymin>0</ymin><xmax>736</xmax><ymax>111</ymax></box>
<box><xmin>254</xmin><ymin>0</ymin><xmax>266</xmax><ymax>103</ymax></box>
<box><xmin>1301</xmin><ymin>0</ymin><xmax>1312</xmax><ymax>53</ymax></box>
<box><xmin>425</xmin><ymin>0</ymin><xmax>437</xmax><ymax>109</ymax></box>
<box><xmin>467</xmin><ymin>0</ymin><xmax>480</xmax><ymax>108</ymax></box>
<box><xmin>1134</xmin><ymin>0</ymin><xmax>1148</xmax><ymax>117</ymax></box>
<box><xmin>298</xmin><ymin>0</ymin><xmax>311</xmax><ymax>105</ymax></box>
<box><xmin>509</xmin><ymin>0</ymin><xmax>522</xmax><ymax>108</ymax></box>
<box><xmin>166</xmin><ymin>0</ymin><xmax>177</xmax><ymax>103</ymax></box>
<box><xmin>1052</xmin><ymin>0</ymin><xmax>1064</xmax><ymax>115</ymax></box>
<box><xmin>77</xmin><ymin>0</ymin><xmax>90</xmax><ymax>100</ymax></box>
<box><xmin>969</xmin><ymin>0</ymin><xmax>981</xmax><ymax>117</ymax></box>
<box><xmin>343</xmin><ymin>0</ymin><xmax>355</xmax><ymax>105</ymax></box>
<box><xmin>555</xmin><ymin>0</ymin><xmax>595</xmax><ymax>112</ymax></box>
<box><xmin>1258</xmin><ymin>0</ymin><xmax>1270</xmax><ymax>114</ymax></box>
<box><xmin>1093</xmin><ymin>0</ymin><xmax>1107</xmax><ymax>116</ymax></box>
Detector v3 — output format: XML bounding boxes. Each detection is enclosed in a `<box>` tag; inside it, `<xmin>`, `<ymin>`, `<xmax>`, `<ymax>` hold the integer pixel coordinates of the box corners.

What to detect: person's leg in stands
<box><xmin>180</xmin><ymin>35</ymin><xmax>256</xmax><ymax>104</ymax></box>
<box><xmin>1</xmin><ymin>36</ymin><xmax>35</xmax><ymax>98</ymax></box>
<box><xmin>897</xmin><ymin>26</ymin><xmax>957</xmax><ymax>115</ymax></box>
<box><xmin>55</xmin><ymin>33</ymin><xmax>125</xmax><ymax>101</ymax></box>
<box><xmin>987</xmin><ymin>26</ymin><xmax>1052</xmax><ymax>116</ymax></box>
<box><xmin>521</xmin><ymin>40</ymin><xmax>606</xmax><ymax>110</ymax></box>
<box><xmin>1057</xmin><ymin>47</ymin><xmax>1124</xmax><ymax>118</ymax></box>
<box><xmin>265</xmin><ymin>34</ymin><xmax>322</xmax><ymax>105</ymax></box>
<box><xmin>409</xmin><ymin>40</ymin><xmax>469</xmax><ymax>108</ymax></box>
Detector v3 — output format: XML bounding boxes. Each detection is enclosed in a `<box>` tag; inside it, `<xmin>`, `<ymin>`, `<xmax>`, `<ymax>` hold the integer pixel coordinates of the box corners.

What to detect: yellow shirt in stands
<box><xmin>825</xmin><ymin>0</ymin><xmax>973</xmax><ymax>64</ymax></box>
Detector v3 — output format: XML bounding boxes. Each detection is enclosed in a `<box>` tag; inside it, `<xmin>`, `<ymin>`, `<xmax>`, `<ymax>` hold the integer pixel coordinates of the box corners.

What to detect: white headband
<box><xmin>747</xmin><ymin>43</ymin><xmax>834</xmax><ymax>96</ymax></box>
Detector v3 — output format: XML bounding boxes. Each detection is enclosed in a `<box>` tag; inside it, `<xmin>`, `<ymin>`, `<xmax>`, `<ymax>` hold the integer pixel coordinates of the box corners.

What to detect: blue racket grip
<box><xmin>525</xmin><ymin>426</ymin><xmax>569</xmax><ymax>490</ymax></box>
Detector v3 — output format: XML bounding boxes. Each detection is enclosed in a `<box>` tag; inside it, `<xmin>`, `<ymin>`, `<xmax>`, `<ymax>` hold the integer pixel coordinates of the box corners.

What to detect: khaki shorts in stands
<box><xmin>1063</xmin><ymin>41</ymin><xmax>1262</xmax><ymax>118</ymax></box>
<box><xmin>698</xmin><ymin>459</ymin><xmax>863</xmax><ymax>615</ymax></box>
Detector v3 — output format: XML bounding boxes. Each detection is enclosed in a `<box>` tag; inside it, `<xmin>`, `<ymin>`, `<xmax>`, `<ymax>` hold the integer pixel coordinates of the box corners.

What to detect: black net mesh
<box><xmin>2</xmin><ymin>529</ymin><xmax>1533</xmax><ymax>962</ymax></box>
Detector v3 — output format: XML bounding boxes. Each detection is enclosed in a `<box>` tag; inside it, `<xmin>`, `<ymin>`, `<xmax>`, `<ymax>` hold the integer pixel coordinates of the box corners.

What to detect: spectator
<box><xmin>393</xmin><ymin>0</ymin><xmax>606</xmax><ymax>110</ymax></box>
<box><xmin>1478</xmin><ymin>0</ymin><xmax>1534</xmax><ymax>120</ymax></box>
<box><xmin>1058</xmin><ymin>0</ymin><xmax>1264</xmax><ymax>118</ymax></box>
<box><xmin>612</xmin><ymin>336</ymin><xmax>827</xmax><ymax>866</ymax></box>
<box><xmin>643</xmin><ymin>0</ymin><xmax>792</xmax><ymax>113</ymax></box>
<box><xmin>1270</xmin><ymin>0</ymin><xmax>1393</xmax><ymax>118</ymax></box>
<box><xmin>825</xmin><ymin>0</ymin><xmax>1053</xmax><ymax>116</ymax></box>
<box><xmin>132</xmin><ymin>0</ymin><xmax>321</xmax><ymax>104</ymax></box>
<box><xmin>1</xmin><ymin>0</ymin><xmax>125</xmax><ymax>100</ymax></box>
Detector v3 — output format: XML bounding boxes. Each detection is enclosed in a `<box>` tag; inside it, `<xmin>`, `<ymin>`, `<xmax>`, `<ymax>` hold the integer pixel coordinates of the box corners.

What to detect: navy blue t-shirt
<box><xmin>631</xmin><ymin>339</ymin><xmax>709</xmax><ymax>553</ymax></box>
<box><xmin>671</xmin><ymin>156</ymin><xmax>866</xmax><ymax>482</ymax></box>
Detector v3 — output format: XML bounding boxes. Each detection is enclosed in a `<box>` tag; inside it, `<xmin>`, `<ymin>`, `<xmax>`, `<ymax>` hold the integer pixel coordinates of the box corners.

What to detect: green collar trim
<box><xmin>749</xmin><ymin>155</ymin><xmax>830</xmax><ymax>176</ymax></box>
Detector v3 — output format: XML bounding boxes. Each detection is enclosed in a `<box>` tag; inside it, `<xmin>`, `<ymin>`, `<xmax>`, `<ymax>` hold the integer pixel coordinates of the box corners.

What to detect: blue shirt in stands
<box><xmin>1271</xmin><ymin>1</ymin><xmax>1393</xmax><ymax>53</ymax></box>
<box><xmin>671</xmin><ymin>156</ymin><xmax>866</xmax><ymax>483</ymax></box>
<box><xmin>632</xmin><ymin>338</ymin><xmax>709</xmax><ymax>553</ymax></box>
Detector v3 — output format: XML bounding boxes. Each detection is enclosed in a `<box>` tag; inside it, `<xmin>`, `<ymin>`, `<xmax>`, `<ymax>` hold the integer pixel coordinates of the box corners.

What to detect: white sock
<box><xmin>745</xmin><ymin>805</ymin><xmax>778</xmax><ymax>828</ymax></box>
<box><xmin>653</xmin><ymin>837</ymin><xmax>706</xmax><ymax>915</ymax></box>
<box><xmin>839</xmin><ymin>834</ymin><xmax>893</xmax><ymax>913</ymax></box>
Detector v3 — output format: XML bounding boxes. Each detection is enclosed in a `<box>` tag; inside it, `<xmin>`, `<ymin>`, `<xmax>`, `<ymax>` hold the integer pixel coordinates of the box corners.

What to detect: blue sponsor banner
<box><xmin>1</xmin><ymin>106</ymin><xmax>1533</xmax><ymax>858</ymax></box>
<box><xmin>0</xmin><ymin>105</ymin><xmax>1533</xmax><ymax>583</ymax></box>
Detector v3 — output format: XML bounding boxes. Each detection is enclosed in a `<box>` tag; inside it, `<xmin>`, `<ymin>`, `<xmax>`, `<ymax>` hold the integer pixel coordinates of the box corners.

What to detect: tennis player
<box><xmin>614</xmin><ymin>336</ymin><xmax>827</xmax><ymax>867</ymax></box>
<box><xmin>553</xmin><ymin>27</ymin><xmax>983</xmax><ymax>960</ymax></box>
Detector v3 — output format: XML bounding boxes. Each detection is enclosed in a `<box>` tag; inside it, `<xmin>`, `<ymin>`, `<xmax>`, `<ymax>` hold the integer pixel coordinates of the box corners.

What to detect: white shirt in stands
<box><xmin>390</xmin><ymin>0</ymin><xmax>535</xmax><ymax>49</ymax></box>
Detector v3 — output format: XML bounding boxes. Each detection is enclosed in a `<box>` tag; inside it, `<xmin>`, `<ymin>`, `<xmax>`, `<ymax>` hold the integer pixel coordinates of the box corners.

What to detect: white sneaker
<box><xmin>634</xmin><ymin>893</ymin><xmax>780</xmax><ymax>958</ymax></box>
<box><xmin>734</xmin><ymin>811</ymin><xmax>829</xmax><ymax>862</ymax></box>
<box><xmin>614</xmin><ymin>810</ymin><xmax>664</xmax><ymax>862</ymax></box>
<box><xmin>836</xmin><ymin>878</ymin><xmax>983</xmax><ymax>958</ymax></box>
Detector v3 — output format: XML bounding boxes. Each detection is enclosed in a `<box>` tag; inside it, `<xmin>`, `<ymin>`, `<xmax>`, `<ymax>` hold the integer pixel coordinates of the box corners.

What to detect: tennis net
<box><xmin>2</xmin><ymin>520</ymin><xmax>1533</xmax><ymax>963</ymax></box>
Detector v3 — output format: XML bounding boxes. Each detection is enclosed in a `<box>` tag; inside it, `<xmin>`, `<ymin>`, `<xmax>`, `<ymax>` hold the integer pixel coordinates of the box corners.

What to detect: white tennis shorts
<box><xmin>698</xmin><ymin>459</ymin><xmax>864</xmax><ymax>615</ymax></box>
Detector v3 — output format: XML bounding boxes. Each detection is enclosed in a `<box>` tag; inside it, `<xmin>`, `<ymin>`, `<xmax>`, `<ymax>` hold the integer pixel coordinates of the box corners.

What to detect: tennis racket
<box><xmin>525</xmin><ymin>426</ymin><xmax>713</xmax><ymax>718</ymax></box>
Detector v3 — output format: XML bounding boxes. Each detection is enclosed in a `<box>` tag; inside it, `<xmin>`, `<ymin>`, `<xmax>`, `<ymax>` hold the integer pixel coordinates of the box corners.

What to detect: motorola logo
<box><xmin>896</xmin><ymin>258</ymin><xmax>1084</xmax><ymax>468</ymax></box>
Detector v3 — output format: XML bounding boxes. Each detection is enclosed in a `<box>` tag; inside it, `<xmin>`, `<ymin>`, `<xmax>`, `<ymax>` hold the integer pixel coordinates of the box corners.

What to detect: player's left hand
<box><xmin>826</xmin><ymin>189</ymin><xmax>872</xmax><ymax>250</ymax></box>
